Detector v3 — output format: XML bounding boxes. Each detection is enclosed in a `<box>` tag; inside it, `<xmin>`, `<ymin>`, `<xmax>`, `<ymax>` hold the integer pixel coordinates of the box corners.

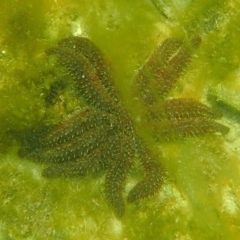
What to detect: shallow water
<box><xmin>0</xmin><ymin>0</ymin><xmax>240</xmax><ymax>239</ymax></box>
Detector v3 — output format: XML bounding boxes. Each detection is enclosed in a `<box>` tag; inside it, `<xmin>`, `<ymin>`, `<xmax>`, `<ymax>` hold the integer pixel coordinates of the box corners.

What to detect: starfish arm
<box><xmin>24</xmin><ymin>124</ymin><xmax>119</xmax><ymax>164</ymax></box>
<box><xmin>127</xmin><ymin>150</ymin><xmax>164</xmax><ymax>203</ymax></box>
<box><xmin>42</xmin><ymin>150</ymin><xmax>110</xmax><ymax>177</ymax></box>
<box><xmin>151</xmin><ymin>98</ymin><xmax>222</xmax><ymax>120</ymax></box>
<box><xmin>105</xmin><ymin>156</ymin><xmax>132</xmax><ymax>218</ymax></box>
<box><xmin>134</xmin><ymin>38</ymin><xmax>194</xmax><ymax>106</ymax></box>
<box><xmin>152</xmin><ymin>117</ymin><xmax>230</xmax><ymax>141</ymax></box>
<box><xmin>46</xmin><ymin>39</ymin><xmax>118</xmax><ymax>113</ymax></box>
<box><xmin>57</xmin><ymin>37</ymin><xmax>119</xmax><ymax>102</ymax></box>
<box><xmin>154</xmin><ymin>40</ymin><xmax>191</xmax><ymax>97</ymax></box>
<box><xmin>39</xmin><ymin>109</ymin><xmax>111</xmax><ymax>148</ymax></box>
<box><xmin>18</xmin><ymin>109</ymin><xmax>97</xmax><ymax>157</ymax></box>
<box><xmin>41</xmin><ymin>132</ymin><xmax>124</xmax><ymax>177</ymax></box>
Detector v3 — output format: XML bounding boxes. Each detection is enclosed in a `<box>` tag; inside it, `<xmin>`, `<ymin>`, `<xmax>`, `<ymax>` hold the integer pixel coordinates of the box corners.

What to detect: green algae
<box><xmin>1</xmin><ymin>0</ymin><xmax>240</xmax><ymax>239</ymax></box>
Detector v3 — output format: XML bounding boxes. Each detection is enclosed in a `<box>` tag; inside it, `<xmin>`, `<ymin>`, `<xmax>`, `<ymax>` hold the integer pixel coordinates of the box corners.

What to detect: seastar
<box><xmin>18</xmin><ymin>36</ymin><xmax>229</xmax><ymax>217</ymax></box>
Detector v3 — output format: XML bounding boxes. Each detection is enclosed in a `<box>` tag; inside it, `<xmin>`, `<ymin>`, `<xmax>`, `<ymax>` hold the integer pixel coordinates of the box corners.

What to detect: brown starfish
<box><xmin>19</xmin><ymin>36</ymin><xmax>229</xmax><ymax>217</ymax></box>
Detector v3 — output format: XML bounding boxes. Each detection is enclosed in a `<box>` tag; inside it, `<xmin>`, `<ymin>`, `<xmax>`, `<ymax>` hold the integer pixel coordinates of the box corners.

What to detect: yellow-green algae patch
<box><xmin>1</xmin><ymin>0</ymin><xmax>240</xmax><ymax>239</ymax></box>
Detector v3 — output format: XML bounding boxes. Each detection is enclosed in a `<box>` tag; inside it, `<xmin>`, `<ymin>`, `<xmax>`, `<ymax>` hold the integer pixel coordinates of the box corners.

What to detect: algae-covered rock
<box><xmin>1</xmin><ymin>0</ymin><xmax>240</xmax><ymax>239</ymax></box>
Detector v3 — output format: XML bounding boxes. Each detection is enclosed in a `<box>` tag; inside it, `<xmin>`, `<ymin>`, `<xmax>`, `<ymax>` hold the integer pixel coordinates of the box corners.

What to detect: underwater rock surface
<box><xmin>0</xmin><ymin>0</ymin><xmax>240</xmax><ymax>239</ymax></box>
